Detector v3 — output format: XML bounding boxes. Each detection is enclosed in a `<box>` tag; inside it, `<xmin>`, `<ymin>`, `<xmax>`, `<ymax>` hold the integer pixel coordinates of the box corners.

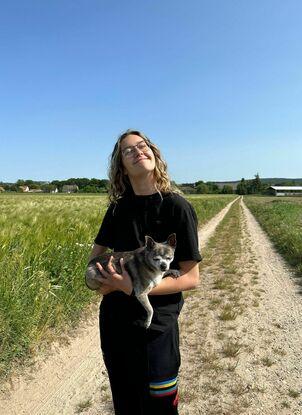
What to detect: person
<box><xmin>88</xmin><ymin>129</ymin><xmax>202</xmax><ymax>415</ymax></box>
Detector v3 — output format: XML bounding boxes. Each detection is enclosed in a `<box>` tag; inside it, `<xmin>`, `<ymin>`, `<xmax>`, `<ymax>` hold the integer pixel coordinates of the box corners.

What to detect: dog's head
<box><xmin>144</xmin><ymin>234</ymin><xmax>177</xmax><ymax>272</ymax></box>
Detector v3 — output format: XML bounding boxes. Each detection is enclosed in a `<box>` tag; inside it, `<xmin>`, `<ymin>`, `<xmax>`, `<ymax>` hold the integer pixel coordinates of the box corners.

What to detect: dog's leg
<box><xmin>85</xmin><ymin>265</ymin><xmax>103</xmax><ymax>290</ymax></box>
<box><xmin>163</xmin><ymin>269</ymin><xmax>180</xmax><ymax>278</ymax></box>
<box><xmin>136</xmin><ymin>293</ymin><xmax>153</xmax><ymax>329</ymax></box>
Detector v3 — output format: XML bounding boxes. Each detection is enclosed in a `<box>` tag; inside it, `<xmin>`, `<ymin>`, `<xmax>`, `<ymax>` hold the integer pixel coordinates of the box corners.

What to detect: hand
<box><xmin>96</xmin><ymin>257</ymin><xmax>133</xmax><ymax>296</ymax></box>
<box><xmin>97</xmin><ymin>285</ymin><xmax>116</xmax><ymax>296</ymax></box>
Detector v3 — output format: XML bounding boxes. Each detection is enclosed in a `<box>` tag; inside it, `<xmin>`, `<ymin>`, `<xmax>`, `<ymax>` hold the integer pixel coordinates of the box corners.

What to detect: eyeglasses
<box><xmin>121</xmin><ymin>140</ymin><xmax>150</xmax><ymax>158</ymax></box>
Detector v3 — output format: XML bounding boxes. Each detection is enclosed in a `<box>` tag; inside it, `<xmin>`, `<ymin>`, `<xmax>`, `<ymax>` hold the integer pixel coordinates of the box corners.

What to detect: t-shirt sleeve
<box><xmin>94</xmin><ymin>203</ymin><xmax>115</xmax><ymax>249</ymax></box>
<box><xmin>173</xmin><ymin>198</ymin><xmax>202</xmax><ymax>264</ymax></box>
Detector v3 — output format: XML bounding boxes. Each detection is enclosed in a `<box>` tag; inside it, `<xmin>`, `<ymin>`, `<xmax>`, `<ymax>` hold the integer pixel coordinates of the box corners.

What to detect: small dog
<box><xmin>85</xmin><ymin>234</ymin><xmax>180</xmax><ymax>328</ymax></box>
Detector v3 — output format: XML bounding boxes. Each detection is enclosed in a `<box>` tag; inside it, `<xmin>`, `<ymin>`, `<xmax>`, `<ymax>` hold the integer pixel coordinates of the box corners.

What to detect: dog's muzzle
<box><xmin>160</xmin><ymin>263</ymin><xmax>168</xmax><ymax>271</ymax></box>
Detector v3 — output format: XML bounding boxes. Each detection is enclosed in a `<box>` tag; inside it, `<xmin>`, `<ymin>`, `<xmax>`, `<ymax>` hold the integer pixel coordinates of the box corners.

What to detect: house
<box><xmin>0</xmin><ymin>186</ymin><xmax>5</xmax><ymax>192</ymax></box>
<box><xmin>268</xmin><ymin>186</ymin><xmax>302</xmax><ymax>196</ymax></box>
<box><xmin>62</xmin><ymin>184</ymin><xmax>79</xmax><ymax>193</ymax></box>
<box><xmin>19</xmin><ymin>186</ymin><xmax>30</xmax><ymax>192</ymax></box>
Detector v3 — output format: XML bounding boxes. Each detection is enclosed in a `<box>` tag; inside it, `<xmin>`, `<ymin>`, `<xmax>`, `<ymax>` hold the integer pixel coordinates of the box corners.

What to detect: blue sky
<box><xmin>1</xmin><ymin>0</ymin><xmax>302</xmax><ymax>183</ymax></box>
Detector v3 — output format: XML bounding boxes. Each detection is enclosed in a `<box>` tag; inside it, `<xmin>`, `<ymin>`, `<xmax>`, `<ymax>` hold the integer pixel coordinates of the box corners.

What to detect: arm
<box><xmin>87</xmin><ymin>243</ymin><xmax>118</xmax><ymax>295</ymax></box>
<box><xmin>149</xmin><ymin>260</ymin><xmax>200</xmax><ymax>296</ymax></box>
<box><xmin>88</xmin><ymin>243</ymin><xmax>108</xmax><ymax>262</ymax></box>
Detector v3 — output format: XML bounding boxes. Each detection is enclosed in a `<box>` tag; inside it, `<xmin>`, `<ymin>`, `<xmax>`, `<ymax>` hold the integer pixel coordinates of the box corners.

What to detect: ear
<box><xmin>167</xmin><ymin>233</ymin><xmax>177</xmax><ymax>248</ymax></box>
<box><xmin>145</xmin><ymin>235</ymin><xmax>156</xmax><ymax>249</ymax></box>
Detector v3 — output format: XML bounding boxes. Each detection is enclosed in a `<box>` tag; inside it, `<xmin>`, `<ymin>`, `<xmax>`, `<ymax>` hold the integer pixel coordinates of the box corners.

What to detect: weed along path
<box><xmin>179</xmin><ymin>197</ymin><xmax>302</xmax><ymax>414</ymax></box>
<box><xmin>2</xmin><ymin>195</ymin><xmax>302</xmax><ymax>414</ymax></box>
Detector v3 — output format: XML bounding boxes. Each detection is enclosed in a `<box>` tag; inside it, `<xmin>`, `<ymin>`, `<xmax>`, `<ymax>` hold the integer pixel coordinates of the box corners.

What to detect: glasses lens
<box><xmin>122</xmin><ymin>141</ymin><xmax>148</xmax><ymax>157</ymax></box>
<box><xmin>122</xmin><ymin>148</ymin><xmax>132</xmax><ymax>157</ymax></box>
<box><xmin>137</xmin><ymin>142</ymin><xmax>148</xmax><ymax>150</ymax></box>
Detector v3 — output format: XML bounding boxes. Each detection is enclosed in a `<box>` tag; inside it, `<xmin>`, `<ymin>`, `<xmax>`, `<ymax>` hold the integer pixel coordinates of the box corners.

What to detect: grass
<box><xmin>0</xmin><ymin>193</ymin><xmax>107</xmax><ymax>379</ymax></box>
<box><xmin>244</xmin><ymin>196</ymin><xmax>302</xmax><ymax>278</ymax></box>
<box><xmin>218</xmin><ymin>305</ymin><xmax>239</xmax><ymax>321</ymax></box>
<box><xmin>221</xmin><ymin>340</ymin><xmax>242</xmax><ymax>358</ymax></box>
<box><xmin>288</xmin><ymin>389</ymin><xmax>301</xmax><ymax>398</ymax></box>
<box><xmin>75</xmin><ymin>398</ymin><xmax>93</xmax><ymax>413</ymax></box>
<box><xmin>261</xmin><ymin>357</ymin><xmax>274</xmax><ymax>367</ymax></box>
<box><xmin>187</xmin><ymin>194</ymin><xmax>237</xmax><ymax>226</ymax></box>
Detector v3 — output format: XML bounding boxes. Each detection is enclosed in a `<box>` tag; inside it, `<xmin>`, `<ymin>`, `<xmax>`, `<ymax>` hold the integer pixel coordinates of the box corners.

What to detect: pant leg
<box><xmin>102</xmin><ymin>341</ymin><xmax>149</xmax><ymax>415</ymax></box>
<box><xmin>100</xmin><ymin>312</ymin><xmax>150</xmax><ymax>415</ymax></box>
<box><xmin>147</xmin><ymin>321</ymin><xmax>181</xmax><ymax>415</ymax></box>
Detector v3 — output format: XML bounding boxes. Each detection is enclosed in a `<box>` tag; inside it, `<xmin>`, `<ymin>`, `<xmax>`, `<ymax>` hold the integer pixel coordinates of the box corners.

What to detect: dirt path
<box><xmin>178</xmin><ymin>197</ymin><xmax>302</xmax><ymax>414</ymax></box>
<box><xmin>237</xmin><ymin>199</ymin><xmax>302</xmax><ymax>413</ymax></box>
<box><xmin>3</xmin><ymin>195</ymin><xmax>302</xmax><ymax>415</ymax></box>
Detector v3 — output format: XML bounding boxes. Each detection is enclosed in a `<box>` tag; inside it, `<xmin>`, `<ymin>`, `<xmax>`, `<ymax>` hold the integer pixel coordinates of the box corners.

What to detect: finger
<box><xmin>120</xmin><ymin>257</ymin><xmax>125</xmax><ymax>272</ymax></box>
<box><xmin>107</xmin><ymin>256</ymin><xmax>116</xmax><ymax>274</ymax></box>
<box><xmin>96</xmin><ymin>262</ymin><xmax>109</xmax><ymax>277</ymax></box>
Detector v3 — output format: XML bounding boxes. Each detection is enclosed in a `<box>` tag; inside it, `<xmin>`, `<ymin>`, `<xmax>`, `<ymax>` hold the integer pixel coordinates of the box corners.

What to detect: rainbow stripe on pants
<box><xmin>149</xmin><ymin>376</ymin><xmax>178</xmax><ymax>397</ymax></box>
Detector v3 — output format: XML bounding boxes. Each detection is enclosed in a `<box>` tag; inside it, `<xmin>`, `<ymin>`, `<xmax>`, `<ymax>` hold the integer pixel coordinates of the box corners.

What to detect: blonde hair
<box><xmin>108</xmin><ymin>129</ymin><xmax>179</xmax><ymax>203</ymax></box>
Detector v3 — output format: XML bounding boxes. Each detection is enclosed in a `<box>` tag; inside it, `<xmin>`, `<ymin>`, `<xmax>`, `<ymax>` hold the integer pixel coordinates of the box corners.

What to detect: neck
<box><xmin>128</xmin><ymin>173</ymin><xmax>158</xmax><ymax>196</ymax></box>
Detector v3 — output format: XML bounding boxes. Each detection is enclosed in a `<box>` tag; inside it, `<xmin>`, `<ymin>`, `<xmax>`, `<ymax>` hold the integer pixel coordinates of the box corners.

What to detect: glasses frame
<box><xmin>121</xmin><ymin>140</ymin><xmax>150</xmax><ymax>158</ymax></box>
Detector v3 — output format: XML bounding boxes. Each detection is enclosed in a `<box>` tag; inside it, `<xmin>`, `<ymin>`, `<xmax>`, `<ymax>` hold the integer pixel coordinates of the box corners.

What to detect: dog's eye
<box><xmin>165</xmin><ymin>256</ymin><xmax>172</xmax><ymax>261</ymax></box>
<box><xmin>153</xmin><ymin>257</ymin><xmax>161</xmax><ymax>261</ymax></box>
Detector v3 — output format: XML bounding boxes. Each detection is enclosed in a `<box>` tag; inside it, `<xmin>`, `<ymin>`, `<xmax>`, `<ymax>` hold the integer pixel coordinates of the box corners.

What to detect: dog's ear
<box><xmin>145</xmin><ymin>235</ymin><xmax>156</xmax><ymax>250</ymax></box>
<box><xmin>166</xmin><ymin>233</ymin><xmax>177</xmax><ymax>248</ymax></box>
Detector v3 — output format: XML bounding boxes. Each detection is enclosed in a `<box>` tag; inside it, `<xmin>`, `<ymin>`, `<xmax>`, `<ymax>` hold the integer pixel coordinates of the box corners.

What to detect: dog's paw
<box><xmin>163</xmin><ymin>269</ymin><xmax>180</xmax><ymax>278</ymax></box>
<box><xmin>144</xmin><ymin>320</ymin><xmax>152</xmax><ymax>329</ymax></box>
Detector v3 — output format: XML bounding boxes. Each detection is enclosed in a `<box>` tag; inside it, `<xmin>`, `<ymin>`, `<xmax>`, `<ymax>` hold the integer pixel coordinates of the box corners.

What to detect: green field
<box><xmin>0</xmin><ymin>193</ymin><xmax>236</xmax><ymax>379</ymax></box>
<box><xmin>244</xmin><ymin>196</ymin><xmax>302</xmax><ymax>277</ymax></box>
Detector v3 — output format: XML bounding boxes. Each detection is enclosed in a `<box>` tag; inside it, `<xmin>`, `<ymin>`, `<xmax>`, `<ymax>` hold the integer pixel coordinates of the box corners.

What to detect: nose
<box><xmin>160</xmin><ymin>263</ymin><xmax>168</xmax><ymax>271</ymax></box>
<box><xmin>134</xmin><ymin>146</ymin><xmax>144</xmax><ymax>156</ymax></box>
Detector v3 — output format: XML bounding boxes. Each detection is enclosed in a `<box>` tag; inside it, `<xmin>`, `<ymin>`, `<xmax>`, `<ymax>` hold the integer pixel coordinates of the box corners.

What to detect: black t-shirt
<box><xmin>94</xmin><ymin>191</ymin><xmax>202</xmax><ymax>332</ymax></box>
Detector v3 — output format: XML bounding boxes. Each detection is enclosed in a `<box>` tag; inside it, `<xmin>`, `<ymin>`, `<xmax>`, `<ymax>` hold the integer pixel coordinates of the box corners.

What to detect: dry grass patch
<box><xmin>221</xmin><ymin>339</ymin><xmax>242</xmax><ymax>358</ymax></box>
<box><xmin>218</xmin><ymin>305</ymin><xmax>239</xmax><ymax>321</ymax></box>
<box><xmin>261</xmin><ymin>356</ymin><xmax>275</xmax><ymax>367</ymax></box>
<box><xmin>75</xmin><ymin>398</ymin><xmax>92</xmax><ymax>413</ymax></box>
<box><xmin>288</xmin><ymin>389</ymin><xmax>301</xmax><ymax>398</ymax></box>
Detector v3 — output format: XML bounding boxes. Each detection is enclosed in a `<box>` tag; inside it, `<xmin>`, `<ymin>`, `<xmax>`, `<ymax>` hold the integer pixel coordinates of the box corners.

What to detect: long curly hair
<box><xmin>108</xmin><ymin>129</ymin><xmax>178</xmax><ymax>203</ymax></box>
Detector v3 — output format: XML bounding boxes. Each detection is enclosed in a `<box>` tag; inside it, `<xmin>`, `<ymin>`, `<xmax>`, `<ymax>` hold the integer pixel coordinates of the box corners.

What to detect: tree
<box><xmin>236</xmin><ymin>178</ymin><xmax>248</xmax><ymax>195</ymax></box>
<box><xmin>196</xmin><ymin>183</ymin><xmax>209</xmax><ymax>194</ymax></box>
<box><xmin>41</xmin><ymin>183</ymin><xmax>57</xmax><ymax>192</ymax></box>
<box><xmin>248</xmin><ymin>173</ymin><xmax>262</xmax><ymax>194</ymax></box>
<box><xmin>195</xmin><ymin>180</ymin><xmax>204</xmax><ymax>187</ymax></box>
<box><xmin>221</xmin><ymin>185</ymin><xmax>233</xmax><ymax>194</ymax></box>
<box><xmin>205</xmin><ymin>182</ymin><xmax>219</xmax><ymax>194</ymax></box>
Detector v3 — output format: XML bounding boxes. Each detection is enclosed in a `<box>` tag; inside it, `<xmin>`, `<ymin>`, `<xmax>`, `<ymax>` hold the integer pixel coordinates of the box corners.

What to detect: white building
<box><xmin>269</xmin><ymin>186</ymin><xmax>302</xmax><ymax>196</ymax></box>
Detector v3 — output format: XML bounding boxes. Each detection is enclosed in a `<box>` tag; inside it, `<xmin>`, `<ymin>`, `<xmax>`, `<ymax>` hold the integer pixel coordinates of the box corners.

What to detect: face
<box><xmin>120</xmin><ymin>134</ymin><xmax>156</xmax><ymax>178</ymax></box>
<box><xmin>146</xmin><ymin>242</ymin><xmax>175</xmax><ymax>272</ymax></box>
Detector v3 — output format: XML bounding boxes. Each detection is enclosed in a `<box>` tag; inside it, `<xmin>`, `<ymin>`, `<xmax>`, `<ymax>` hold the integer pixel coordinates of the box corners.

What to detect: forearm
<box><xmin>149</xmin><ymin>271</ymin><xmax>200</xmax><ymax>296</ymax></box>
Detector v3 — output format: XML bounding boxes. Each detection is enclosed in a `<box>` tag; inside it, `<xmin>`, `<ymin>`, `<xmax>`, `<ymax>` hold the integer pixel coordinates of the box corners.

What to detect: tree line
<box><xmin>1</xmin><ymin>175</ymin><xmax>301</xmax><ymax>194</ymax></box>
<box><xmin>185</xmin><ymin>174</ymin><xmax>302</xmax><ymax>195</ymax></box>
<box><xmin>0</xmin><ymin>178</ymin><xmax>109</xmax><ymax>193</ymax></box>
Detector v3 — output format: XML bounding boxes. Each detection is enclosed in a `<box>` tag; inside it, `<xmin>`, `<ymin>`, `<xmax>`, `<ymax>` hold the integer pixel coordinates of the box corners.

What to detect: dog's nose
<box><xmin>160</xmin><ymin>263</ymin><xmax>168</xmax><ymax>271</ymax></box>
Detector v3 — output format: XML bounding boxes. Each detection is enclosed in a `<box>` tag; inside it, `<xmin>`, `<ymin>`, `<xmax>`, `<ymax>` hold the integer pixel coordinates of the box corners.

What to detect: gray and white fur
<box><xmin>85</xmin><ymin>234</ymin><xmax>180</xmax><ymax>328</ymax></box>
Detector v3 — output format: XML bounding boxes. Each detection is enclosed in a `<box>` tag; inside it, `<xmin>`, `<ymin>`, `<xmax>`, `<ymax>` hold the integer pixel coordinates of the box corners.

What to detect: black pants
<box><xmin>99</xmin><ymin>311</ymin><xmax>180</xmax><ymax>415</ymax></box>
